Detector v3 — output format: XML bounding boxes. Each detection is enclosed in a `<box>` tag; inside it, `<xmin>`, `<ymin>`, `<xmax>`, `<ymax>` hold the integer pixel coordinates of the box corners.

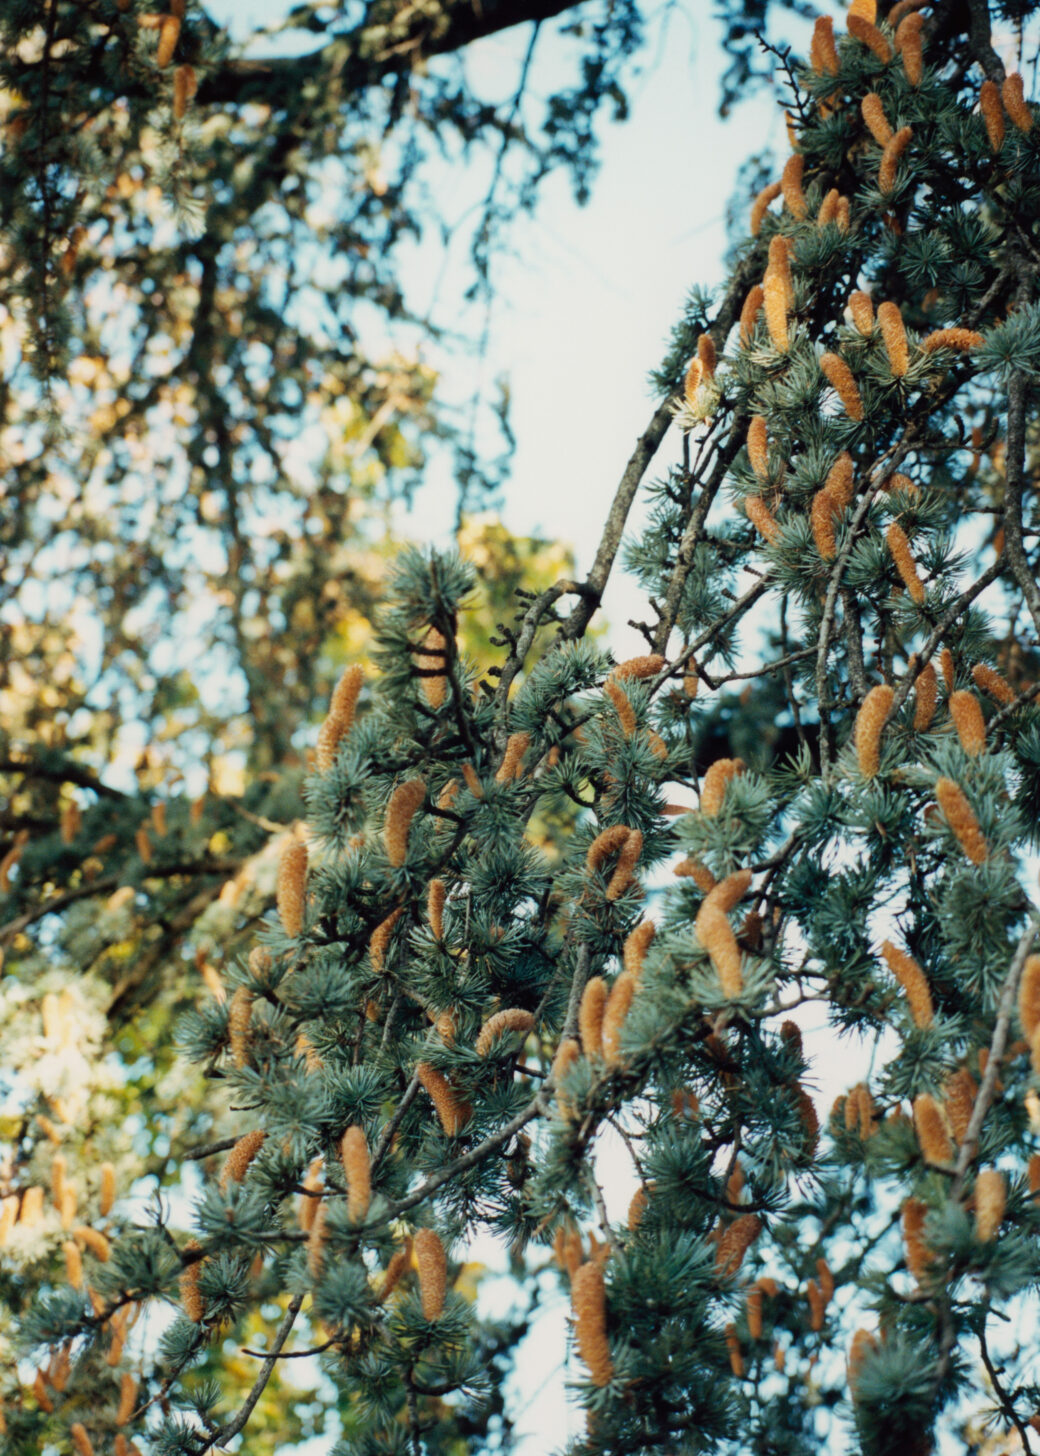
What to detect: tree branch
<box><xmin>196</xmin><ymin>0</ymin><xmax>585</xmax><ymax>110</ymax></box>
<box><xmin>201</xmin><ymin>1293</ymin><xmax>304</xmax><ymax>1452</ymax></box>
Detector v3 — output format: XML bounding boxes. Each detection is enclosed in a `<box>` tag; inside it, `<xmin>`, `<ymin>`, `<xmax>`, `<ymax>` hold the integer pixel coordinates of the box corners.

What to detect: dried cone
<box><xmin>817</xmin><ymin>1258</ymin><xmax>835</xmax><ymax>1306</ymax></box>
<box><xmin>974</xmin><ymin>1168</ymin><xmax>1005</xmax><ymax>1241</ymax></box>
<box><xmin>683</xmin><ymin>356</ymin><xmax>703</xmax><ymax>405</ymax></box>
<box><xmin>496</xmin><ymin>731</ymin><xmax>531</xmax><ymax>782</ymax></box>
<box><xmin>277</xmin><ymin>838</ymin><xmax>308</xmax><ymax>937</ymax></box>
<box><xmin>811</xmin><ymin>489</ymin><xmax>840</xmax><ymax>560</ymax></box>
<box><xmin>807</xmin><ymin>1279</ymin><xmax>825</xmax><ymax>1331</ymax></box>
<box><xmin>854</xmin><ymin>684</ymin><xmax>894</xmax><ymax>777</ymax></box>
<box><xmin>948</xmin><ymin>691</ymin><xmax>986</xmax><ymax>756</ymax></box>
<box><xmin>879</xmin><ymin>524</ymin><xmax>920</xmax><ymax>602</ymax></box>
<box><xmin>921</xmin><ymin>327</ymin><xmax>984</xmax><ymax>353</ymax></box>
<box><xmin>701</xmin><ymin>758</ymin><xmax>744</xmax><ymax>815</ymax></box>
<box><xmin>116</xmin><ymin>1372</ymin><xmax>138</xmax><ymax>1425</ymax></box>
<box><xmin>849</xmin><ymin>288</ymin><xmax>876</xmax><ymax>334</ymax></box>
<box><xmin>826</xmin><ymin>452</ymin><xmax>855</xmax><ymax>510</ymax></box>
<box><xmin>696</xmin><ymin>871</ymin><xmax>752</xmax><ymax>997</ymax></box>
<box><xmin>817</xmin><ymin>188</ymin><xmax>840</xmax><ymax>227</ymax></box>
<box><xmin>173</xmin><ymin>62</ymin><xmax>196</xmax><ymax>118</ymax></box>
<box><xmin>740</xmin><ymin>284</ymin><xmax>764</xmax><ymax>344</ymax></box>
<box><xmin>880</xmin><ymin>940</ymin><xmax>933</xmax><ymax>1027</ymax></box>
<box><xmin>715</xmin><ymin>1212</ymin><xmax>761</xmax><ymax>1277</ymax></box>
<box><xmin>747</xmin><ymin>1284</ymin><xmax>764</xmax><ymax>1339</ymax></box>
<box><xmin>943</xmin><ymin>1067</ymin><xmax>977</xmax><ymax>1143</ymax></box>
<box><xmin>572</xmin><ymin>1261</ymin><xmax>613</xmax><ymax>1385</ymax></box>
<box><xmin>749</xmin><ymin>180</ymin><xmax>782</xmax><ymax>235</ymax></box>
<box><xmin>615</xmin><ymin>653</ymin><xmax>667</xmax><ymax>681</ymax></box>
<box><xmin>819</xmin><ymin>352</ymin><xmax>864</xmax><ymax>420</ymax></box>
<box><xmin>603</xmin><ymin>678</ymin><xmax>636</xmax><ymax>737</ymax></box>
<box><xmin>416</xmin><ymin>1062</ymin><xmax>470</xmax><ymax>1136</ymax></box>
<box><xmin>417</xmin><ymin>627</ymin><xmax>448</xmax><ymax>708</ymax></box>
<box><xmin>297</xmin><ymin>1160</ymin><xmax>323</xmax><ymax>1232</ymax></box>
<box><xmin>316</xmin><ymin>663</ymin><xmax>364</xmax><ymax>770</ymax></box>
<box><xmin>180</xmin><ymin>1243</ymin><xmax>205</xmax><ymax>1322</ymax></box>
<box><xmin>378</xmin><ymin>1238</ymin><xmax>413</xmax><ymax>1301</ymax></box>
<box><xmin>552</xmin><ymin>1037</ymin><xmax>581</xmax><ymax>1118</ymax></box>
<box><xmin>623</xmin><ymin>919</ymin><xmax>655</xmax><ymax>982</ymax></box>
<box><xmin>1019</xmin><ymin>955</ymin><xmax>1040</xmax><ymax>1045</ymax></box>
<box><xmin>878</xmin><ymin>301</ymin><xmax>909</xmax><ymax>376</ymax></box>
<box><xmin>845</xmin><ymin>1083</ymin><xmax>877</xmax><ymax>1139</ymax></box>
<box><xmin>384</xmin><ymin>779</ymin><xmax>426</xmax><ymax>867</ymax></box>
<box><xmin>0</xmin><ymin>1195</ymin><xmax>16</xmax><ymax>1247</ymax></box>
<box><xmin>879</xmin><ymin>126</ymin><xmax>913</xmax><ymax>193</ymax></box>
<box><xmin>781</xmin><ymin>153</ymin><xmax>807</xmax><ymax>219</ymax></box>
<box><xmin>370</xmin><ymin>906</ymin><xmax>404</xmax><ymax>972</ymax></box>
<box><xmin>415</xmin><ymin>1227</ymin><xmax>447</xmax><ymax>1320</ymax></box>
<box><xmin>767</xmin><ymin>235</ymin><xmax>793</xmax><ymax>307</ymax></box>
<box><xmin>848</xmin><ymin>14</ymin><xmax>891</xmax><ymax>61</ymax></box>
<box><xmin>914</xmin><ymin>662</ymin><xmax>938</xmax><ymax>731</ymax></box>
<box><xmin>71</xmin><ymin>1424</ymin><xmax>95</xmax><ymax>1456</ymax></box>
<box><xmin>228</xmin><ymin>985</ymin><xmax>253</xmax><ymax>1067</ymax></box>
<box><xmin>979</xmin><ymin>79</ymin><xmax>1005</xmax><ymax>151</ymax></box>
<box><xmin>697</xmin><ymin>333</ymin><xmax>717</xmax><ymax>380</ymax></box>
<box><xmin>861</xmin><ymin>93</ymin><xmax>893</xmax><ymax>145</ymax></box>
<box><xmin>972</xmin><ymin>662</ymin><xmax>1015</xmax><ymax>706</ymax></box>
<box><xmin>50</xmin><ymin>1152</ymin><xmax>66</xmax><ymax>1209</ymax></box>
<box><xmin>725</xmin><ymin>1322</ymin><xmax>745</xmax><ymax>1376</ymax></box>
<box><xmin>763</xmin><ymin>271</ymin><xmax>789</xmax><ymax>353</ymax></box>
<box><xmin>902</xmin><ymin>1198</ymin><xmax>931</xmax><ymax>1281</ymax></box>
<box><xmin>895</xmin><ymin>11</ymin><xmax>924</xmax><ymax>83</ymax></box>
<box><xmin>428</xmin><ymin>878</ymin><xmax>446</xmax><ymax>939</ymax></box>
<box><xmin>675</xmin><ymin>856</ymin><xmax>716</xmax><ymax>891</ymax></box>
<box><xmin>579</xmin><ymin>976</ymin><xmax>608</xmax><ymax>1058</ymax></box>
<box><xmin>61</xmin><ymin>801</ymin><xmax>81</xmax><ymax>843</ymax></box>
<box><xmin>747</xmin><ymin>415</ymin><xmax>769</xmax><ymax>480</ymax></box>
<box><xmin>63</xmin><ymin>1239</ymin><xmax>83</xmax><ymax>1289</ymax></box>
<box><xmin>811</xmin><ymin>14</ymin><xmax>839</xmax><ymax>74</ymax></box>
<box><xmin>219</xmin><ymin>1129</ymin><xmax>266</xmax><ymax>1192</ymax></box>
<box><xmin>605</xmin><ymin>828</ymin><xmax>642</xmax><ymax>900</ymax></box>
<box><xmin>1002</xmin><ymin>73</ymin><xmax>1034</xmax><ymax>132</ymax></box>
<box><xmin>74</xmin><ymin>1225</ymin><xmax>110</xmax><ymax>1261</ymax></box>
<box><xmin>847</xmin><ymin>1329</ymin><xmax>878</xmax><ymax>1399</ymax></box>
<box><xmin>156</xmin><ymin>12</ymin><xmax>181</xmax><ymax>66</ymax></box>
<box><xmin>586</xmin><ymin>824</ymin><xmax>630</xmax><ymax>879</ymax></box>
<box><xmin>475</xmin><ymin>1008</ymin><xmax>535</xmax><ymax>1057</ymax></box>
<box><xmin>307</xmin><ymin>1201</ymin><xmax>327</xmax><ymax>1275</ymax></box>
<box><xmin>340</xmin><ymin>1126</ymin><xmax>371</xmax><ymax>1223</ymax></box>
<box><xmin>602</xmin><ymin>971</ymin><xmax>637</xmax><ymax>1067</ymax></box>
<box><xmin>20</xmin><ymin>1184</ymin><xmax>44</xmax><ymax>1225</ymax></box>
<box><xmin>745</xmin><ymin>494</ymin><xmax>780</xmax><ymax>544</ymax></box>
<box><xmin>914</xmin><ymin>1093</ymin><xmax>954</xmax><ymax>1165</ymax></box>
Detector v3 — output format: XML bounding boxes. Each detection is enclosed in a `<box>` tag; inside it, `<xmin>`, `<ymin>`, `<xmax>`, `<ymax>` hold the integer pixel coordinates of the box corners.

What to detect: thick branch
<box><xmin>565</xmin><ymin>401</ymin><xmax>675</xmax><ymax>642</ymax></box>
<box><xmin>197</xmin><ymin>0</ymin><xmax>584</xmax><ymax>109</ymax></box>
<box><xmin>952</xmin><ymin>916</ymin><xmax>1039</xmax><ymax>1190</ymax></box>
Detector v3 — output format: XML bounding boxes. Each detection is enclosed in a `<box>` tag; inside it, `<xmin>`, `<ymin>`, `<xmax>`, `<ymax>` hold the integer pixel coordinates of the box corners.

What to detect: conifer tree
<box><xmin>9</xmin><ymin>1</ymin><xmax>1040</xmax><ymax>1454</ymax></box>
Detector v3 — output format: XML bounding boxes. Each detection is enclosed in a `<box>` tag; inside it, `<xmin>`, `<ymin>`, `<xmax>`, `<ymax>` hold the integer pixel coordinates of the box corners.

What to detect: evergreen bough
<box><xmin>10</xmin><ymin>2</ymin><xmax>1040</xmax><ymax>1453</ymax></box>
